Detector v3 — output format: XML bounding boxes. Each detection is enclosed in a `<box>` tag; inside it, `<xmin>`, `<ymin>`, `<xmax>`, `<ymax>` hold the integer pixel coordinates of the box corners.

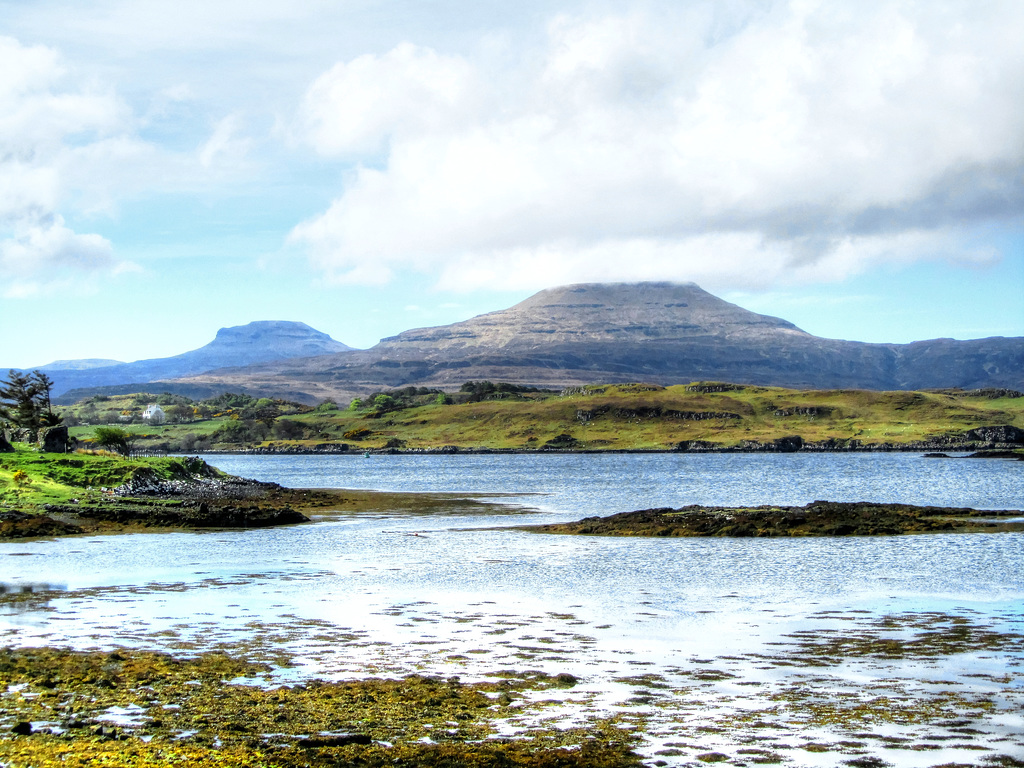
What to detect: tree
<box><xmin>165</xmin><ymin>404</ymin><xmax>193</xmax><ymax>423</ymax></box>
<box><xmin>93</xmin><ymin>427</ymin><xmax>137</xmax><ymax>457</ymax></box>
<box><xmin>31</xmin><ymin>372</ymin><xmax>60</xmax><ymax>425</ymax></box>
<box><xmin>372</xmin><ymin>394</ymin><xmax>397</xmax><ymax>413</ymax></box>
<box><xmin>0</xmin><ymin>369</ymin><xmax>61</xmax><ymax>433</ymax></box>
<box><xmin>0</xmin><ymin>371</ymin><xmax>36</xmax><ymax>429</ymax></box>
<box><xmin>272</xmin><ymin>419</ymin><xmax>306</xmax><ymax>440</ymax></box>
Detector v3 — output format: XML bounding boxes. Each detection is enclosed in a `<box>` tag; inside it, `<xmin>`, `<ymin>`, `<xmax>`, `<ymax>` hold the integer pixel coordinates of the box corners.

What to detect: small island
<box><xmin>519</xmin><ymin>501</ymin><xmax>1024</xmax><ymax>537</ymax></box>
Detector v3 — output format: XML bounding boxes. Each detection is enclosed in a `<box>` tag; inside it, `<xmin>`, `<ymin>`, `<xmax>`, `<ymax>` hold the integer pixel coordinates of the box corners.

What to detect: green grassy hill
<box><xmin>59</xmin><ymin>382</ymin><xmax>1024</xmax><ymax>453</ymax></box>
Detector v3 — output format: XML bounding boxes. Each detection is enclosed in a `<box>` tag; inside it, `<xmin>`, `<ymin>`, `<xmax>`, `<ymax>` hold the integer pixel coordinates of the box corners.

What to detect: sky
<box><xmin>1</xmin><ymin>0</ymin><xmax>1022</xmax><ymax>369</ymax></box>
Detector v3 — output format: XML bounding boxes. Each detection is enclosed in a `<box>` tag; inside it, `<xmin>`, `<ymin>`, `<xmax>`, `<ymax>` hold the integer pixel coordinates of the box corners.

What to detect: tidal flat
<box><xmin>1</xmin><ymin>453</ymin><xmax>1023</xmax><ymax>767</ymax></box>
<box><xmin>1</xmin><ymin>585</ymin><xmax>1022</xmax><ymax>767</ymax></box>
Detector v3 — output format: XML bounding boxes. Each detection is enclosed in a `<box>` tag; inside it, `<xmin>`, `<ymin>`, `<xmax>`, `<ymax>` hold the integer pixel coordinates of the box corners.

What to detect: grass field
<box><xmin>0</xmin><ymin>443</ymin><xmax>211</xmax><ymax>510</ymax></box>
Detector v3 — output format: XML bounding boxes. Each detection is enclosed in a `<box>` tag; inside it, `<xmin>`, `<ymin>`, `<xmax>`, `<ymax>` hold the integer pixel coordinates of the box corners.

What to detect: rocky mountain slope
<box><xmin>29</xmin><ymin>321</ymin><xmax>353</xmax><ymax>398</ymax></box>
<box><xmin>164</xmin><ymin>282</ymin><xmax>1024</xmax><ymax>403</ymax></box>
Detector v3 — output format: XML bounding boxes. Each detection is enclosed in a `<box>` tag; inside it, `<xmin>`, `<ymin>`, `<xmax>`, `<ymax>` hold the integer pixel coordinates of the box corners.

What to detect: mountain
<box><xmin>164</xmin><ymin>282</ymin><xmax>1024</xmax><ymax>403</ymax></box>
<box><xmin>34</xmin><ymin>321</ymin><xmax>353</xmax><ymax>399</ymax></box>
<box><xmin>37</xmin><ymin>359</ymin><xmax>125</xmax><ymax>371</ymax></box>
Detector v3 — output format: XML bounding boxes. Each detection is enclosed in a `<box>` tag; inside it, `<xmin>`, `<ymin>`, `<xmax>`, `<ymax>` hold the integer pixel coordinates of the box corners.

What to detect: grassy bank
<box><xmin>62</xmin><ymin>382</ymin><xmax>1024</xmax><ymax>453</ymax></box>
<box><xmin>0</xmin><ymin>444</ymin><xmax>213</xmax><ymax>510</ymax></box>
<box><xmin>0</xmin><ymin>445</ymin><xmax>315</xmax><ymax>538</ymax></box>
<box><xmin>0</xmin><ymin>443</ymin><xmax>532</xmax><ymax>538</ymax></box>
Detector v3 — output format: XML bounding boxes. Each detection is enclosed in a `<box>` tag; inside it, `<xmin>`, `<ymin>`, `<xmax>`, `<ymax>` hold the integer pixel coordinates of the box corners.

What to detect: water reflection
<box><xmin>0</xmin><ymin>581</ymin><xmax>67</xmax><ymax>613</ymax></box>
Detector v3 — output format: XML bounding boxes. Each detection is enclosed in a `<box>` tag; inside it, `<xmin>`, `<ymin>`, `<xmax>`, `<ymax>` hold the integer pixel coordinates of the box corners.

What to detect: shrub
<box><xmin>93</xmin><ymin>427</ymin><xmax>135</xmax><ymax>457</ymax></box>
<box><xmin>272</xmin><ymin>419</ymin><xmax>306</xmax><ymax>440</ymax></box>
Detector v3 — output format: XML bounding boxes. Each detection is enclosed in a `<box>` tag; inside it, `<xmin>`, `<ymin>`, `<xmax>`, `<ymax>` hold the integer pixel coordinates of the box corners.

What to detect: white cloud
<box><xmin>0</xmin><ymin>215</ymin><xmax>123</xmax><ymax>298</ymax></box>
<box><xmin>290</xmin><ymin>0</ymin><xmax>1024</xmax><ymax>291</ymax></box>
<box><xmin>0</xmin><ymin>34</ymin><xmax>255</xmax><ymax>295</ymax></box>
<box><xmin>297</xmin><ymin>42</ymin><xmax>480</xmax><ymax>157</ymax></box>
<box><xmin>199</xmin><ymin>114</ymin><xmax>252</xmax><ymax>169</ymax></box>
<box><xmin>0</xmin><ymin>36</ymin><xmax>142</xmax><ymax>294</ymax></box>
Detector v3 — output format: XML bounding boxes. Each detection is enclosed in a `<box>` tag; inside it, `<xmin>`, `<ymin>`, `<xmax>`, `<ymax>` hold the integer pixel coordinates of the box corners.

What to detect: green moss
<box><xmin>0</xmin><ymin>647</ymin><xmax>640</xmax><ymax>768</ymax></box>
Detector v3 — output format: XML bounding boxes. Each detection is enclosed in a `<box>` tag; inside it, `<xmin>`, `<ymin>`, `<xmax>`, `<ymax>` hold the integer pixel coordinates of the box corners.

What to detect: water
<box><xmin>205</xmin><ymin>450</ymin><xmax>1024</xmax><ymax>512</ymax></box>
<box><xmin>2</xmin><ymin>453</ymin><xmax>1023</xmax><ymax>765</ymax></box>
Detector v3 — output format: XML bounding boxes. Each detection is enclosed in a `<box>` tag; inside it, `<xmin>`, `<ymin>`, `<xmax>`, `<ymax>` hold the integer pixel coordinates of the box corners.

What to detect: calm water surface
<box><xmin>2</xmin><ymin>453</ymin><xmax>1022</xmax><ymax>766</ymax></box>
<box><xmin>208</xmin><ymin>450</ymin><xmax>1024</xmax><ymax>512</ymax></box>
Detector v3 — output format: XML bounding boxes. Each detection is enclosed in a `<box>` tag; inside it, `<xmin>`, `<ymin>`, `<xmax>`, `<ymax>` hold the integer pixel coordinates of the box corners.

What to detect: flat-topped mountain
<box><xmin>33</xmin><ymin>321</ymin><xmax>352</xmax><ymax>399</ymax></box>
<box><xmin>377</xmin><ymin>282</ymin><xmax>804</xmax><ymax>353</ymax></box>
<box><xmin>165</xmin><ymin>282</ymin><xmax>1024</xmax><ymax>403</ymax></box>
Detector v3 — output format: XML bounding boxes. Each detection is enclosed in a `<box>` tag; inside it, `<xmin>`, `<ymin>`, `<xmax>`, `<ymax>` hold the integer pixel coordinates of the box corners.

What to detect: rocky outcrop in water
<box><xmin>522</xmin><ymin>501</ymin><xmax>1024</xmax><ymax>538</ymax></box>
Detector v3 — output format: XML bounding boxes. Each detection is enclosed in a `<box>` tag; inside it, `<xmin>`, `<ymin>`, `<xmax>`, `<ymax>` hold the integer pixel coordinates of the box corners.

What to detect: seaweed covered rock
<box><xmin>521</xmin><ymin>501</ymin><xmax>1024</xmax><ymax>538</ymax></box>
<box><xmin>0</xmin><ymin>510</ymin><xmax>82</xmax><ymax>539</ymax></box>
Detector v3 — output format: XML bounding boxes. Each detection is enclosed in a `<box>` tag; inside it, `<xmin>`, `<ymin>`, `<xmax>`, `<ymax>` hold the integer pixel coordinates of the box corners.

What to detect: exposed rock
<box><xmin>0</xmin><ymin>510</ymin><xmax>83</xmax><ymax>539</ymax></box>
<box><xmin>773</xmin><ymin>435</ymin><xmax>804</xmax><ymax>452</ymax></box>
<box><xmin>541</xmin><ymin>433</ymin><xmax>583</xmax><ymax>450</ymax></box>
<box><xmin>773</xmin><ymin>406</ymin><xmax>834</xmax><ymax>418</ymax></box>
<box><xmin>297</xmin><ymin>734</ymin><xmax>372</xmax><ymax>748</ymax></box>
<box><xmin>963</xmin><ymin>425</ymin><xmax>1024</xmax><ymax>445</ymax></box>
<box><xmin>521</xmin><ymin>501</ymin><xmax>1024</xmax><ymax>538</ymax></box>
<box><xmin>0</xmin><ymin>432</ymin><xmax>13</xmax><ymax>453</ymax></box>
<box><xmin>38</xmin><ymin>426</ymin><xmax>69</xmax><ymax>453</ymax></box>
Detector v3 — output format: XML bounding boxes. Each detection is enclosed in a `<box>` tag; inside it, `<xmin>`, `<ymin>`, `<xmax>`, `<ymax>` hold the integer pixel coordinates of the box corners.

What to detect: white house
<box><xmin>142</xmin><ymin>404</ymin><xmax>166</xmax><ymax>424</ymax></box>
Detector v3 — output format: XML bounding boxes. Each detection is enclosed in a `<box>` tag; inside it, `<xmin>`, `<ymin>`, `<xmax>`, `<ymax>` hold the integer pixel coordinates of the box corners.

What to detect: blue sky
<box><xmin>1</xmin><ymin>0</ymin><xmax>1022</xmax><ymax>369</ymax></box>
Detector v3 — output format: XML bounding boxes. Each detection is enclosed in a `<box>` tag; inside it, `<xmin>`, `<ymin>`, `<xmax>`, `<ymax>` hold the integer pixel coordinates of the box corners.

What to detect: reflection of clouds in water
<box><xmin>0</xmin><ymin>581</ymin><xmax>68</xmax><ymax>614</ymax></box>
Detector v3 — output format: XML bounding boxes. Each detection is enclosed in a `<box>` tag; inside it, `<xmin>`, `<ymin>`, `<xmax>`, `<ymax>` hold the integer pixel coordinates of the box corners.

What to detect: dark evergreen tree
<box><xmin>0</xmin><ymin>369</ymin><xmax>62</xmax><ymax>432</ymax></box>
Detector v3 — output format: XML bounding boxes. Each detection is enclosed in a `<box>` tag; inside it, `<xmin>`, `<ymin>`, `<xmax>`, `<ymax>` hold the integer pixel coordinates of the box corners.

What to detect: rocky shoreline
<box><xmin>215</xmin><ymin>440</ymin><xmax>1024</xmax><ymax>457</ymax></box>
<box><xmin>0</xmin><ymin>471</ymin><xmax>321</xmax><ymax>539</ymax></box>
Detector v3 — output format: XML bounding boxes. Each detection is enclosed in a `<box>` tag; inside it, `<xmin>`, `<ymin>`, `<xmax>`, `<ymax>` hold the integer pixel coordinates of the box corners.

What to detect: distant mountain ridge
<box><xmin>37</xmin><ymin>359</ymin><xmax>125</xmax><ymax>371</ymax></box>
<box><xmin>163</xmin><ymin>282</ymin><xmax>1024</xmax><ymax>403</ymax></box>
<box><xmin>24</xmin><ymin>321</ymin><xmax>352</xmax><ymax>398</ymax></box>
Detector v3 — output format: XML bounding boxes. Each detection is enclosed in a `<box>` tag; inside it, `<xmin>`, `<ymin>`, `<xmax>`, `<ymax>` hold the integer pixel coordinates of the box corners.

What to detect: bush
<box><xmin>373</xmin><ymin>394</ymin><xmax>397</xmax><ymax>412</ymax></box>
<box><xmin>273</xmin><ymin>419</ymin><xmax>306</xmax><ymax>440</ymax></box>
<box><xmin>212</xmin><ymin>419</ymin><xmax>268</xmax><ymax>444</ymax></box>
<box><xmin>93</xmin><ymin>427</ymin><xmax>135</xmax><ymax>457</ymax></box>
<box><xmin>203</xmin><ymin>392</ymin><xmax>257</xmax><ymax>410</ymax></box>
<box><xmin>343</xmin><ymin>427</ymin><xmax>372</xmax><ymax>441</ymax></box>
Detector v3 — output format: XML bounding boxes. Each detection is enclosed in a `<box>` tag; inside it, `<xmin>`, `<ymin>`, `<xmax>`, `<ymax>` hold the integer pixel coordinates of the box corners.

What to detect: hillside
<box><xmin>61</xmin><ymin>382</ymin><xmax>1024</xmax><ymax>454</ymax></box>
<box><xmin>168</xmin><ymin>283</ymin><xmax>1024</xmax><ymax>402</ymax></box>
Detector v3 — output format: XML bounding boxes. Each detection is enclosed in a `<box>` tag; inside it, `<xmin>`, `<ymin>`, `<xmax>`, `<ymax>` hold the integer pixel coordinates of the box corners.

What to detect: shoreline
<box><xmin>199</xmin><ymin>443</ymin><xmax>1024</xmax><ymax>457</ymax></box>
<box><xmin>0</xmin><ymin>483</ymin><xmax>529</xmax><ymax>540</ymax></box>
